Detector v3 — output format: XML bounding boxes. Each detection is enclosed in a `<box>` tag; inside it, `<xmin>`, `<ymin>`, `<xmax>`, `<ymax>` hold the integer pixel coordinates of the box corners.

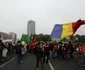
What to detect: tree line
<box><xmin>35</xmin><ymin>34</ymin><xmax>85</xmax><ymax>44</ymax></box>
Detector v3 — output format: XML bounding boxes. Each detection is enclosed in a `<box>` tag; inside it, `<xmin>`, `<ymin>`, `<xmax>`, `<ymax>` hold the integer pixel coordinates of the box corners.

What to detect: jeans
<box><xmin>17</xmin><ymin>54</ymin><xmax>23</xmax><ymax>63</ymax></box>
<box><xmin>50</xmin><ymin>50</ymin><xmax>53</xmax><ymax>58</ymax></box>
<box><xmin>52</xmin><ymin>50</ymin><xmax>56</xmax><ymax>58</ymax></box>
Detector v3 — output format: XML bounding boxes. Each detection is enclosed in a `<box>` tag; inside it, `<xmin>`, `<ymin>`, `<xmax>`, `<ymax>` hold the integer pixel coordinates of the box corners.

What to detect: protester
<box><xmin>68</xmin><ymin>41</ymin><xmax>74</xmax><ymax>59</ymax></box>
<box><xmin>6</xmin><ymin>42</ymin><xmax>12</xmax><ymax>57</ymax></box>
<box><xmin>34</xmin><ymin>42</ymin><xmax>44</xmax><ymax>70</ymax></box>
<box><xmin>43</xmin><ymin>42</ymin><xmax>50</xmax><ymax>63</ymax></box>
<box><xmin>49</xmin><ymin>42</ymin><xmax>54</xmax><ymax>58</ymax></box>
<box><xmin>52</xmin><ymin>43</ymin><xmax>58</xmax><ymax>58</ymax></box>
<box><xmin>25</xmin><ymin>42</ymin><xmax>29</xmax><ymax>52</ymax></box>
<box><xmin>12</xmin><ymin>42</ymin><xmax>16</xmax><ymax>54</ymax></box>
<box><xmin>15</xmin><ymin>40</ymin><xmax>23</xmax><ymax>64</ymax></box>
<box><xmin>0</xmin><ymin>39</ymin><xmax>5</xmax><ymax>61</ymax></box>
<box><xmin>57</xmin><ymin>42</ymin><xmax>62</xmax><ymax>59</ymax></box>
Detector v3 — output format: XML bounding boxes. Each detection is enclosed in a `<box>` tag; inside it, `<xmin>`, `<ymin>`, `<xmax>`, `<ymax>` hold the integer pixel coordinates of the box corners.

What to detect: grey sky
<box><xmin>0</xmin><ymin>0</ymin><xmax>85</xmax><ymax>38</ymax></box>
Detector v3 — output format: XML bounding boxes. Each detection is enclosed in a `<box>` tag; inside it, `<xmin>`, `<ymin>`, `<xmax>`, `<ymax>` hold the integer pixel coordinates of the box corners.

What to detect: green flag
<box><xmin>56</xmin><ymin>39</ymin><xmax>60</xmax><ymax>43</ymax></box>
<box><xmin>21</xmin><ymin>34</ymin><xmax>30</xmax><ymax>42</ymax></box>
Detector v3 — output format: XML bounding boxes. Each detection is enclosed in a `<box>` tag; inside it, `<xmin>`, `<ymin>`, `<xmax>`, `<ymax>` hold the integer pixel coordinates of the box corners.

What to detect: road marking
<box><xmin>0</xmin><ymin>56</ymin><xmax>17</xmax><ymax>68</ymax></box>
<box><xmin>48</xmin><ymin>61</ymin><xmax>54</xmax><ymax>70</ymax></box>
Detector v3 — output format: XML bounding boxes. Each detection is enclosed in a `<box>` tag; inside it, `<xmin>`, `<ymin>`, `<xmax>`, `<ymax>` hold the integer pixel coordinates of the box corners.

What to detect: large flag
<box><xmin>30</xmin><ymin>33</ymin><xmax>33</xmax><ymax>39</ymax></box>
<box><xmin>51</xmin><ymin>19</ymin><xmax>85</xmax><ymax>38</ymax></box>
<box><xmin>29</xmin><ymin>34</ymin><xmax>36</xmax><ymax>42</ymax></box>
<box><xmin>21</xmin><ymin>34</ymin><xmax>30</xmax><ymax>42</ymax></box>
<box><xmin>32</xmin><ymin>34</ymin><xmax>36</xmax><ymax>43</ymax></box>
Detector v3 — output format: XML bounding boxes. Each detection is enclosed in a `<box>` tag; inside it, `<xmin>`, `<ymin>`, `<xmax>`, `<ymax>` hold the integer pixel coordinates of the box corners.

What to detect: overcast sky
<box><xmin>0</xmin><ymin>0</ymin><xmax>85</xmax><ymax>38</ymax></box>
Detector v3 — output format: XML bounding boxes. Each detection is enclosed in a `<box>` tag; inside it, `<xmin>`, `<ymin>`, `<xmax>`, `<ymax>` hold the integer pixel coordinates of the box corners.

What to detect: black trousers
<box><xmin>43</xmin><ymin>51</ymin><xmax>49</xmax><ymax>63</ymax></box>
<box><xmin>36</xmin><ymin>56</ymin><xmax>44</xmax><ymax>70</ymax></box>
<box><xmin>0</xmin><ymin>50</ymin><xmax>2</xmax><ymax>60</ymax></box>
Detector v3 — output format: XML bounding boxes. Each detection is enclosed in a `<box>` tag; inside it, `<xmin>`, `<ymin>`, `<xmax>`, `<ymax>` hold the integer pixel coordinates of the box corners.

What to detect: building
<box><xmin>0</xmin><ymin>32</ymin><xmax>11</xmax><ymax>40</ymax></box>
<box><xmin>27</xmin><ymin>20</ymin><xmax>35</xmax><ymax>35</ymax></box>
<box><xmin>9</xmin><ymin>32</ymin><xmax>17</xmax><ymax>42</ymax></box>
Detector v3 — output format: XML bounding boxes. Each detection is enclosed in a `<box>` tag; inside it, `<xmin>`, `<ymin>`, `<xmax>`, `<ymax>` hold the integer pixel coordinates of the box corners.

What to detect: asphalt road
<box><xmin>0</xmin><ymin>53</ymin><xmax>85</xmax><ymax>70</ymax></box>
<box><xmin>0</xmin><ymin>53</ymin><xmax>51</xmax><ymax>70</ymax></box>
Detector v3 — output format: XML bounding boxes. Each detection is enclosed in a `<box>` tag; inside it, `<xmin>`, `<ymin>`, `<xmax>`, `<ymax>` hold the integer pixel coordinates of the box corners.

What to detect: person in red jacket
<box><xmin>43</xmin><ymin>42</ymin><xmax>50</xmax><ymax>63</ymax></box>
<box><xmin>0</xmin><ymin>39</ymin><xmax>5</xmax><ymax>60</ymax></box>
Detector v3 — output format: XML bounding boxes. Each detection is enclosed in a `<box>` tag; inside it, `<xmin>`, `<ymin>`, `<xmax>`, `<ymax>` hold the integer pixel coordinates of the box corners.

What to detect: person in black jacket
<box><xmin>15</xmin><ymin>40</ymin><xmax>23</xmax><ymax>64</ymax></box>
<box><xmin>69</xmin><ymin>41</ymin><xmax>74</xmax><ymax>59</ymax></box>
<box><xmin>34</xmin><ymin>42</ymin><xmax>44</xmax><ymax>70</ymax></box>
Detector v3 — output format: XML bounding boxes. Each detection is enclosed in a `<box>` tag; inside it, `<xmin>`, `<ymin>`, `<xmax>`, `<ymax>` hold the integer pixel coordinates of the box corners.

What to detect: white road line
<box><xmin>0</xmin><ymin>56</ymin><xmax>17</xmax><ymax>68</ymax></box>
<box><xmin>48</xmin><ymin>61</ymin><xmax>54</xmax><ymax>70</ymax></box>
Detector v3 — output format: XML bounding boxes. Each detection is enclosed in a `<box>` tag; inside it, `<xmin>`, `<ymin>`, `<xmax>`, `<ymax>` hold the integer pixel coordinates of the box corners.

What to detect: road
<box><xmin>0</xmin><ymin>53</ymin><xmax>85</xmax><ymax>70</ymax></box>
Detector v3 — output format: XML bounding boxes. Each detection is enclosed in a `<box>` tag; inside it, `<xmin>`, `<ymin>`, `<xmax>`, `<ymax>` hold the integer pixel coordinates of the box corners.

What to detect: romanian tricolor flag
<box><xmin>51</xmin><ymin>19</ymin><xmax>85</xmax><ymax>38</ymax></box>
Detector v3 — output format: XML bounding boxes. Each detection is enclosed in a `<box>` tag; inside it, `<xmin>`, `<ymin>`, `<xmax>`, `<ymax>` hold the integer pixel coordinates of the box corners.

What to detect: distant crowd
<box><xmin>0</xmin><ymin>39</ymin><xmax>85</xmax><ymax>70</ymax></box>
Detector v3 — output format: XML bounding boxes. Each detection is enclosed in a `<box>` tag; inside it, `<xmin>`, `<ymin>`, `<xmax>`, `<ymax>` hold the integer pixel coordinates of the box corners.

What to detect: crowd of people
<box><xmin>0</xmin><ymin>39</ymin><xmax>14</xmax><ymax>61</ymax></box>
<box><xmin>0</xmin><ymin>39</ymin><xmax>85</xmax><ymax>70</ymax></box>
